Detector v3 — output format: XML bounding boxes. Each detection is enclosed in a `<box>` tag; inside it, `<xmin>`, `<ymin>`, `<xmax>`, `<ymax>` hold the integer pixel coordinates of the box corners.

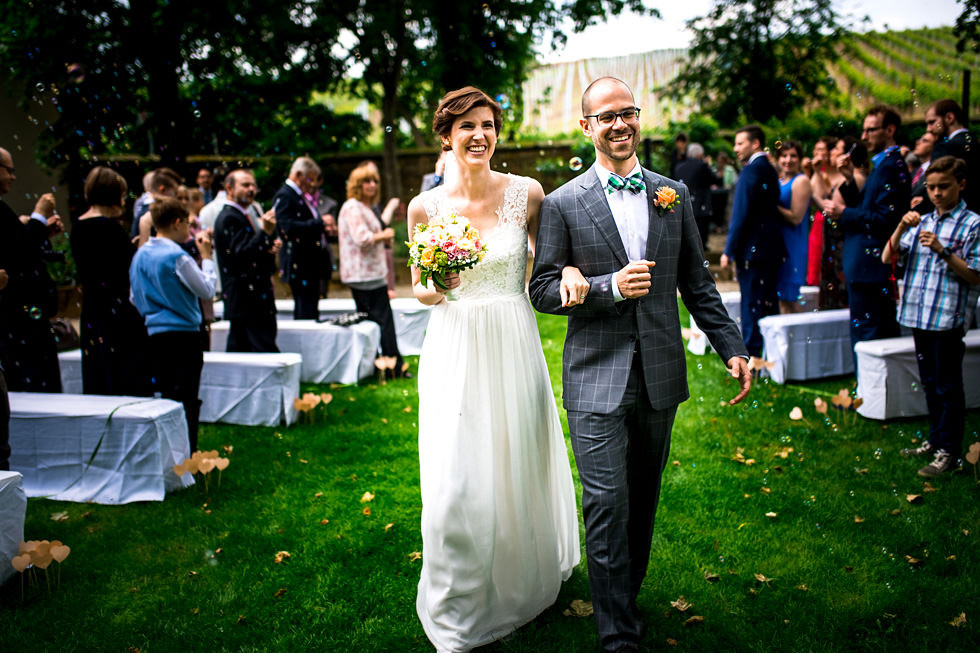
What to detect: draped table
<box><xmin>758</xmin><ymin>308</ymin><xmax>854</xmax><ymax>383</ymax></box>
<box><xmin>209</xmin><ymin>320</ymin><xmax>380</xmax><ymax>384</ymax></box>
<box><xmin>59</xmin><ymin>350</ymin><xmax>302</xmax><ymax>427</ymax></box>
<box><xmin>855</xmin><ymin>330</ymin><xmax>980</xmax><ymax>420</ymax></box>
<box><xmin>0</xmin><ymin>471</ymin><xmax>26</xmax><ymax>585</ymax></box>
<box><xmin>213</xmin><ymin>298</ymin><xmax>431</xmax><ymax>355</ymax></box>
<box><xmin>687</xmin><ymin>286</ymin><xmax>820</xmax><ymax>356</ymax></box>
<box><xmin>8</xmin><ymin>393</ymin><xmax>193</xmax><ymax>504</ymax></box>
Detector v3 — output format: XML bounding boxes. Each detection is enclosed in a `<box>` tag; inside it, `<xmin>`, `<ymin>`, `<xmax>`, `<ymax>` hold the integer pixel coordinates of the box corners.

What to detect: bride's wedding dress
<box><xmin>416</xmin><ymin>174</ymin><xmax>580</xmax><ymax>651</ymax></box>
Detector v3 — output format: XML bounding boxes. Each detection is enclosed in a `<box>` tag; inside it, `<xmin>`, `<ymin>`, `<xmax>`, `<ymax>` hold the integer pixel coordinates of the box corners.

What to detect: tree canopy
<box><xmin>672</xmin><ymin>0</ymin><xmax>847</xmax><ymax>126</ymax></box>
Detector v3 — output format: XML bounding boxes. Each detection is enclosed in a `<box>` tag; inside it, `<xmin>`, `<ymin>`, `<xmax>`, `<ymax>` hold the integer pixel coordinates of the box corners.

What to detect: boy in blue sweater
<box><xmin>130</xmin><ymin>198</ymin><xmax>217</xmax><ymax>452</ymax></box>
<box><xmin>883</xmin><ymin>156</ymin><xmax>980</xmax><ymax>477</ymax></box>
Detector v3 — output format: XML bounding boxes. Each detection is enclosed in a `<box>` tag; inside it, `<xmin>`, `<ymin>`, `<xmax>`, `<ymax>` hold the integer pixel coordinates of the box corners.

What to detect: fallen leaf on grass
<box><xmin>922</xmin><ymin>481</ymin><xmax>938</xmax><ymax>493</ymax></box>
<box><xmin>381</xmin><ymin>418</ymin><xmax>389</xmax><ymax>425</ymax></box>
<box><xmin>949</xmin><ymin>612</ymin><xmax>967</xmax><ymax>627</ymax></box>
<box><xmin>319</xmin><ymin>519</ymin><xmax>329</xmax><ymax>525</ymax></box>
<box><xmin>760</xmin><ymin>487</ymin><xmax>771</xmax><ymax>494</ymax></box>
<box><xmin>683</xmin><ymin>615</ymin><xmax>704</xmax><ymax>627</ymax></box>
<box><xmin>891</xmin><ymin>509</ymin><xmax>902</xmax><ymax>516</ymax></box>
<box><xmin>274</xmin><ymin>588</ymin><xmax>287</xmax><ymax>599</ymax></box>
<box><xmin>704</xmin><ymin>571</ymin><xmax>720</xmax><ymax>582</ymax></box>
<box><xmin>753</xmin><ymin>573</ymin><xmax>773</xmax><ymax>584</ymax></box>
<box><xmin>223</xmin><ymin>445</ymin><xmax>234</xmax><ymax>454</ymax></box>
<box><xmin>314</xmin><ymin>492</ymin><xmax>323</xmax><ymax>498</ymax></box>
<box><xmin>672</xmin><ymin>460</ymin><xmax>681</xmax><ymax>466</ymax></box>
<box><xmin>774</xmin><ymin>447</ymin><xmax>794</xmax><ymax>459</ymax></box>
<box><xmin>362</xmin><ymin>507</ymin><xmax>371</xmax><ymax>516</ymax></box>
<box><xmin>403</xmin><ymin>406</ymin><xmax>412</xmax><ymax>413</ymax></box>
<box><xmin>274</xmin><ymin>551</ymin><xmax>291</xmax><ymax>564</ymax></box>
<box><xmin>906</xmin><ymin>494</ymin><xmax>923</xmax><ymax>504</ymax></box>
<box><xmin>563</xmin><ymin>599</ymin><xmax>593</xmax><ymax>617</ymax></box>
<box><xmin>666</xmin><ymin>638</ymin><xmax>678</xmax><ymax>647</ymax></box>
<box><xmin>946</xmin><ymin>555</ymin><xmax>956</xmax><ymax>561</ymax></box>
<box><xmin>408</xmin><ymin>551</ymin><xmax>422</xmax><ymax>562</ymax></box>
<box><xmin>795</xmin><ymin>584</ymin><xmax>809</xmax><ymax>591</ymax></box>
<box><xmin>856</xmin><ymin>468</ymin><xmax>869</xmax><ymax>475</ymax></box>
<box><xmin>854</xmin><ymin>515</ymin><xmax>865</xmax><ymax>523</ymax></box>
<box><xmin>963</xmin><ymin>529</ymin><xmax>971</xmax><ymax>536</ymax></box>
<box><xmin>765</xmin><ymin>512</ymin><xmax>777</xmax><ymax>519</ymax></box>
<box><xmin>671</xmin><ymin>596</ymin><xmax>692</xmax><ymax>612</ymax></box>
<box><xmin>905</xmin><ymin>555</ymin><xmax>923</xmax><ymax>567</ymax></box>
<box><xmin>384</xmin><ymin>523</ymin><xmax>394</xmax><ymax>532</ymax></box>
<box><xmin>361</xmin><ymin>492</ymin><xmax>375</xmax><ymax>502</ymax></box>
<box><xmin>50</xmin><ymin>511</ymin><xmax>69</xmax><ymax>522</ymax></box>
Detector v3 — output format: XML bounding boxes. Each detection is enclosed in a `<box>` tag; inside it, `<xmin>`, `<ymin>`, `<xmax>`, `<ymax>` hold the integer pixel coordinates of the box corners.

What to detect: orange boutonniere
<box><xmin>654</xmin><ymin>186</ymin><xmax>679</xmax><ymax>215</ymax></box>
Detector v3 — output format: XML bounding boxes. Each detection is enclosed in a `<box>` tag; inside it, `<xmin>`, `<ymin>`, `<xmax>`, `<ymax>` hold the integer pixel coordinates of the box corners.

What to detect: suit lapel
<box><xmin>642</xmin><ymin>168</ymin><xmax>665</xmax><ymax>262</ymax></box>
<box><xmin>579</xmin><ymin>165</ymin><xmax>629</xmax><ymax>267</ymax></box>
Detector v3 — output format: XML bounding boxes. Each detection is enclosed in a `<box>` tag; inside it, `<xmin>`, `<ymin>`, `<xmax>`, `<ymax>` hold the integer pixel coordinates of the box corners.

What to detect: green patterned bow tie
<box><xmin>607</xmin><ymin>172</ymin><xmax>645</xmax><ymax>194</ymax></box>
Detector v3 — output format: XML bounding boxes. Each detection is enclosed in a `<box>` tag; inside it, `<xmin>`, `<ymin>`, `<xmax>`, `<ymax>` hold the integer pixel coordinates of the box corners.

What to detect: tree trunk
<box><xmin>380</xmin><ymin>75</ymin><xmax>403</xmax><ymax>201</ymax></box>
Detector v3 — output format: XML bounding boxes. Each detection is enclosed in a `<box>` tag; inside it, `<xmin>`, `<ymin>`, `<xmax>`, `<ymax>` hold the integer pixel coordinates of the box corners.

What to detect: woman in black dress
<box><xmin>70</xmin><ymin>167</ymin><xmax>151</xmax><ymax>396</ymax></box>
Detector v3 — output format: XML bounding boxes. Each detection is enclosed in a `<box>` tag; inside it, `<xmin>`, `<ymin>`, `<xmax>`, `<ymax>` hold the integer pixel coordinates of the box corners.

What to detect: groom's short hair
<box><xmin>581</xmin><ymin>77</ymin><xmax>633</xmax><ymax>115</ymax></box>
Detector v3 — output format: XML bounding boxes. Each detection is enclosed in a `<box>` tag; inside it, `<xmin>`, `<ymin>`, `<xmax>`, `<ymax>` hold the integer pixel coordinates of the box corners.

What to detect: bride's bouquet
<box><xmin>406</xmin><ymin>211</ymin><xmax>487</xmax><ymax>290</ymax></box>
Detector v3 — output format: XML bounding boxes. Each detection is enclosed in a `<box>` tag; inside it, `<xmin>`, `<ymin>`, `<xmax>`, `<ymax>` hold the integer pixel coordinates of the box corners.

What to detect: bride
<box><xmin>408</xmin><ymin>87</ymin><xmax>581</xmax><ymax>651</ymax></box>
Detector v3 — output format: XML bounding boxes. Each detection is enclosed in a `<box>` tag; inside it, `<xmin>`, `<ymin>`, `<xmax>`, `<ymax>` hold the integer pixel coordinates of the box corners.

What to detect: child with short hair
<box><xmin>883</xmin><ymin>155</ymin><xmax>980</xmax><ymax>476</ymax></box>
<box><xmin>130</xmin><ymin>197</ymin><xmax>217</xmax><ymax>453</ymax></box>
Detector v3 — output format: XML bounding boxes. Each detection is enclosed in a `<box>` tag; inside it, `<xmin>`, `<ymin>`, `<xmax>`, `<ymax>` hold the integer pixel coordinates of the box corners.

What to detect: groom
<box><xmin>529</xmin><ymin>77</ymin><xmax>751</xmax><ymax>652</ymax></box>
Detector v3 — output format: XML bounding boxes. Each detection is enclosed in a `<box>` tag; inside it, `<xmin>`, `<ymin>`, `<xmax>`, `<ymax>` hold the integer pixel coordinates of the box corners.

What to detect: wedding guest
<box><xmin>807</xmin><ymin>137</ymin><xmax>838</xmax><ymax>287</ymax></box>
<box><xmin>818</xmin><ymin>137</ymin><xmax>868</xmax><ymax>310</ymax></box>
<box><xmin>338</xmin><ymin>162</ymin><xmax>408</xmax><ymax>377</ymax></box>
<box><xmin>420</xmin><ymin>150</ymin><xmax>447</xmax><ymax>192</ymax></box>
<box><xmin>274</xmin><ymin>156</ymin><xmax>331</xmax><ymax>319</ymax></box>
<box><xmin>909</xmin><ymin>131</ymin><xmax>938</xmax><ymax>215</ymax></box>
<box><xmin>827</xmin><ymin>106</ymin><xmax>909</xmax><ymax>353</ymax></box>
<box><xmin>669</xmin><ymin>131</ymin><xmax>688</xmax><ymax>178</ymax></box>
<box><xmin>132</xmin><ymin>167</ymin><xmax>182</xmax><ymax>238</ymax></box>
<box><xmin>0</xmin><ymin>273</ymin><xmax>8</xmax><ymax>471</ymax></box>
<box><xmin>927</xmin><ymin>99</ymin><xmax>979</xmax><ymax>210</ymax></box>
<box><xmin>722</xmin><ymin>124</ymin><xmax>784</xmax><ymax>356</ymax></box>
<box><xmin>309</xmin><ymin>172</ymin><xmax>339</xmax><ymax>299</ymax></box>
<box><xmin>197</xmin><ymin>167</ymin><xmax>214</xmax><ymax>204</ymax></box>
<box><xmin>70</xmin><ymin>166</ymin><xmax>151</xmax><ymax>396</ymax></box>
<box><xmin>674</xmin><ymin>142</ymin><xmax>721</xmax><ymax>250</ymax></box>
<box><xmin>0</xmin><ymin>146</ymin><xmax>62</xmax><ymax>393</ymax></box>
<box><xmin>130</xmin><ymin>197</ymin><xmax>218</xmax><ymax>452</ymax></box>
<box><xmin>775</xmin><ymin>140</ymin><xmax>812</xmax><ymax>313</ymax></box>
<box><xmin>884</xmin><ymin>156</ymin><xmax>980</xmax><ymax>477</ymax></box>
<box><xmin>214</xmin><ymin>170</ymin><xmax>280</xmax><ymax>352</ymax></box>
<box><xmin>711</xmin><ymin>150</ymin><xmax>737</xmax><ymax>227</ymax></box>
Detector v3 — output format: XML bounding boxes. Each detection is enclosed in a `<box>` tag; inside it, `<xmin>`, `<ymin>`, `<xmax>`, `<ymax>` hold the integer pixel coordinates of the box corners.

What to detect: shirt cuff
<box><xmin>30</xmin><ymin>212</ymin><xmax>48</xmax><ymax>224</ymax></box>
<box><xmin>611</xmin><ymin>273</ymin><xmax>624</xmax><ymax>302</ymax></box>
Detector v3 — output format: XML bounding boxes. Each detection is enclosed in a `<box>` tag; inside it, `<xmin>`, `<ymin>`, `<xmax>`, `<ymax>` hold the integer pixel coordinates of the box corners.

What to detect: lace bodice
<box><xmin>420</xmin><ymin>175</ymin><xmax>530</xmax><ymax>300</ymax></box>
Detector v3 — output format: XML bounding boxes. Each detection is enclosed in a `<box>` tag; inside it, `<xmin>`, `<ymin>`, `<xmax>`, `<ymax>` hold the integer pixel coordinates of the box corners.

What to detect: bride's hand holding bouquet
<box><xmin>407</xmin><ymin>211</ymin><xmax>487</xmax><ymax>298</ymax></box>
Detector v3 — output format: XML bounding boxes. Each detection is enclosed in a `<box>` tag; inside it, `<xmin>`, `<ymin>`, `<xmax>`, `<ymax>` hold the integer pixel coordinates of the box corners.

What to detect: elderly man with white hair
<box><xmin>273</xmin><ymin>156</ymin><xmax>334</xmax><ymax>319</ymax></box>
<box><xmin>673</xmin><ymin>142</ymin><xmax>721</xmax><ymax>250</ymax></box>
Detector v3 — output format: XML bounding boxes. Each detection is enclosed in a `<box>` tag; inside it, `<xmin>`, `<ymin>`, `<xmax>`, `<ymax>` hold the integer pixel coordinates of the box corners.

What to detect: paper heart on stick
<box><xmin>11</xmin><ymin>553</ymin><xmax>31</xmax><ymax>572</ymax></box>
<box><xmin>32</xmin><ymin>541</ymin><xmax>53</xmax><ymax>569</ymax></box>
<box><xmin>966</xmin><ymin>441</ymin><xmax>980</xmax><ymax>465</ymax></box>
<box><xmin>214</xmin><ymin>457</ymin><xmax>230</xmax><ymax>471</ymax></box>
<box><xmin>173</xmin><ymin>462</ymin><xmax>188</xmax><ymax>477</ymax></box>
<box><xmin>19</xmin><ymin>540</ymin><xmax>39</xmax><ymax>554</ymax></box>
<box><xmin>50</xmin><ymin>543</ymin><xmax>71</xmax><ymax>563</ymax></box>
<box><xmin>198</xmin><ymin>458</ymin><xmax>216</xmax><ymax>473</ymax></box>
<box><xmin>814</xmin><ymin>397</ymin><xmax>828</xmax><ymax>414</ymax></box>
<box><xmin>831</xmin><ymin>389</ymin><xmax>852</xmax><ymax>409</ymax></box>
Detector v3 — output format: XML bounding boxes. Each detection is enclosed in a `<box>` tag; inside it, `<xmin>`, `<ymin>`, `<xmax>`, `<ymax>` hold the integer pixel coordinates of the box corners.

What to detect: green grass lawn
<box><xmin>3</xmin><ymin>307</ymin><xmax>979</xmax><ymax>652</ymax></box>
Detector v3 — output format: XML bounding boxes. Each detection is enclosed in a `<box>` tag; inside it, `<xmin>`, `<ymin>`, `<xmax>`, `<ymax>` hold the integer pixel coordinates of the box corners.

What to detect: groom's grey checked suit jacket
<box><xmin>528</xmin><ymin>164</ymin><xmax>747</xmax><ymax>414</ymax></box>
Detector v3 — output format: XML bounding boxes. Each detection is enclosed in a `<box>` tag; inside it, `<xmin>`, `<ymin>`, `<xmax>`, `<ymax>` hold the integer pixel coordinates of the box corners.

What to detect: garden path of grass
<box><xmin>2</xmin><ymin>305</ymin><xmax>979</xmax><ymax>652</ymax></box>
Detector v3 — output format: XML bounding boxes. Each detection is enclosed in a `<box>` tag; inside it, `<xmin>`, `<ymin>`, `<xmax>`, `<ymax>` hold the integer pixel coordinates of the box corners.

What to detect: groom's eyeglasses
<box><xmin>584</xmin><ymin>108</ymin><xmax>641</xmax><ymax>125</ymax></box>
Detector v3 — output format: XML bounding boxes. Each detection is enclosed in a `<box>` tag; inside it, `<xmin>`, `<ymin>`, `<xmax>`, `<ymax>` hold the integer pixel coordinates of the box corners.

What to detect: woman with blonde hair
<box><xmin>337</xmin><ymin>161</ymin><xmax>407</xmax><ymax>376</ymax></box>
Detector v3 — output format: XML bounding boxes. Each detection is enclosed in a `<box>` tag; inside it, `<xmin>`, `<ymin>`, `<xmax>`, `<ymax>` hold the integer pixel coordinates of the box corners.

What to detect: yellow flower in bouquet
<box><xmin>407</xmin><ymin>211</ymin><xmax>487</xmax><ymax>290</ymax></box>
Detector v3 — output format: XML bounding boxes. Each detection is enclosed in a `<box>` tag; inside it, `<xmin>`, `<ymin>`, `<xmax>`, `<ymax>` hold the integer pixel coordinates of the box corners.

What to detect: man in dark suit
<box><xmin>214</xmin><ymin>169</ymin><xmax>281</xmax><ymax>352</ymax></box>
<box><xmin>0</xmin><ymin>147</ymin><xmax>62</xmax><ymax>393</ymax></box>
<box><xmin>721</xmin><ymin>125</ymin><xmax>784</xmax><ymax>357</ymax></box>
<box><xmin>674</xmin><ymin>142</ymin><xmax>721</xmax><ymax>250</ymax></box>
<box><xmin>908</xmin><ymin>131</ymin><xmax>936</xmax><ymax>213</ymax></box>
<box><xmin>529</xmin><ymin>77</ymin><xmax>751</xmax><ymax>653</ymax></box>
<box><xmin>925</xmin><ymin>99</ymin><xmax>978</xmax><ymax>210</ymax></box>
<box><xmin>828</xmin><ymin>105</ymin><xmax>909</xmax><ymax>351</ymax></box>
<box><xmin>274</xmin><ymin>157</ymin><xmax>333</xmax><ymax>319</ymax></box>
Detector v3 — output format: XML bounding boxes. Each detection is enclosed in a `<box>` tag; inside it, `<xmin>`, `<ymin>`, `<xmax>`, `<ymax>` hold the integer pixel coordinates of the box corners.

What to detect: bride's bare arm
<box><xmin>407</xmin><ymin>195</ymin><xmax>459</xmax><ymax>305</ymax></box>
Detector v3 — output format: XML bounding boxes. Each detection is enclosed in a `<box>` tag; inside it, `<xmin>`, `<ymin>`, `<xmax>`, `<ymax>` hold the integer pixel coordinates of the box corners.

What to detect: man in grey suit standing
<box><xmin>529</xmin><ymin>77</ymin><xmax>751</xmax><ymax>652</ymax></box>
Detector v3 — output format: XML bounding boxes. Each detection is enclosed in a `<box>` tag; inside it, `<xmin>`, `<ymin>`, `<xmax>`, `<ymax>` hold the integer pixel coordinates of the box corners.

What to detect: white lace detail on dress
<box><xmin>418</xmin><ymin>175</ymin><xmax>530</xmax><ymax>301</ymax></box>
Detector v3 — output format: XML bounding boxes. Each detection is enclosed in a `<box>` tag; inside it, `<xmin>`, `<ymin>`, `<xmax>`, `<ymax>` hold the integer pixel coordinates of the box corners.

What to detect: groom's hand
<box><xmin>726</xmin><ymin>356</ymin><xmax>752</xmax><ymax>405</ymax></box>
<box><xmin>614</xmin><ymin>260</ymin><xmax>655</xmax><ymax>298</ymax></box>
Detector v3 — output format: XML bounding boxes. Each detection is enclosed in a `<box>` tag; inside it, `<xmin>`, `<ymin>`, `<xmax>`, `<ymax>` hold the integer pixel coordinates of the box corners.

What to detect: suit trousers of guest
<box><xmin>913</xmin><ymin>327</ymin><xmax>966</xmax><ymax>458</ymax></box>
<box><xmin>227</xmin><ymin>314</ymin><xmax>278</xmax><ymax>353</ymax></box>
<box><xmin>289</xmin><ymin>280</ymin><xmax>320</xmax><ymax>320</ymax></box>
<box><xmin>846</xmin><ymin>281</ymin><xmax>899</xmax><ymax>357</ymax></box>
<box><xmin>736</xmin><ymin>265</ymin><xmax>779</xmax><ymax>357</ymax></box>
<box><xmin>566</xmin><ymin>353</ymin><xmax>676</xmax><ymax>651</ymax></box>
<box><xmin>351</xmin><ymin>286</ymin><xmax>403</xmax><ymax>366</ymax></box>
<box><xmin>148</xmin><ymin>331</ymin><xmax>204</xmax><ymax>453</ymax></box>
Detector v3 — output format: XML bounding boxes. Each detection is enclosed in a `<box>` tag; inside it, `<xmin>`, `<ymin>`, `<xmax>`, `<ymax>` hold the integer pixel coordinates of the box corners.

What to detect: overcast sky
<box><xmin>541</xmin><ymin>0</ymin><xmax>964</xmax><ymax>62</ymax></box>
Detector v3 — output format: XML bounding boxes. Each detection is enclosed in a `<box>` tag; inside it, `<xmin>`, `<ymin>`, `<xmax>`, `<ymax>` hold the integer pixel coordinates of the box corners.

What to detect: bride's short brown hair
<box><xmin>432</xmin><ymin>87</ymin><xmax>502</xmax><ymax>151</ymax></box>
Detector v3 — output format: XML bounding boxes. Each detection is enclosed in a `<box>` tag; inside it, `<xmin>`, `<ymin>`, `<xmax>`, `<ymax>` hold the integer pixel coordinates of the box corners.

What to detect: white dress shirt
<box><xmin>595</xmin><ymin>162</ymin><xmax>648</xmax><ymax>301</ymax></box>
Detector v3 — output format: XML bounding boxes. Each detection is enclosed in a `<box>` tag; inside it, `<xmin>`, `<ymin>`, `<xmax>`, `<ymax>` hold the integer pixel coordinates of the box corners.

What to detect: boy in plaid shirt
<box><xmin>883</xmin><ymin>155</ymin><xmax>980</xmax><ymax>476</ymax></box>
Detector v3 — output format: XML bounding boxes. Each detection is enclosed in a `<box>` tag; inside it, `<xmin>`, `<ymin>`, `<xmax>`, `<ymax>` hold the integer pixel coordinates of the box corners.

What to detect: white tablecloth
<box><xmin>9</xmin><ymin>393</ymin><xmax>193</xmax><ymax>504</ymax></box>
<box><xmin>758</xmin><ymin>308</ymin><xmax>854</xmax><ymax>383</ymax></box>
<box><xmin>209</xmin><ymin>320</ymin><xmax>380</xmax><ymax>384</ymax></box>
<box><xmin>213</xmin><ymin>298</ymin><xmax>431</xmax><ymax>355</ymax></box>
<box><xmin>58</xmin><ymin>350</ymin><xmax>302</xmax><ymax>427</ymax></box>
<box><xmin>855</xmin><ymin>330</ymin><xmax>980</xmax><ymax>420</ymax></box>
<box><xmin>688</xmin><ymin>286</ymin><xmax>820</xmax><ymax>355</ymax></box>
<box><xmin>0</xmin><ymin>471</ymin><xmax>26</xmax><ymax>585</ymax></box>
